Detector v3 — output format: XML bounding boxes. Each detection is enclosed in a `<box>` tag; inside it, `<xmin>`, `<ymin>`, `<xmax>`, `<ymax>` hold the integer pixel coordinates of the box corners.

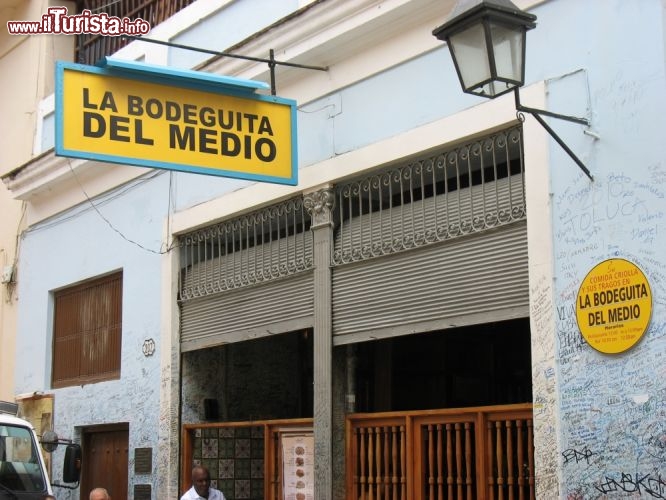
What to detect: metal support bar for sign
<box><xmin>269</xmin><ymin>49</ymin><xmax>277</xmax><ymax>96</ymax></box>
<box><xmin>122</xmin><ymin>35</ymin><xmax>328</xmax><ymax>95</ymax></box>
<box><xmin>514</xmin><ymin>87</ymin><xmax>593</xmax><ymax>181</ymax></box>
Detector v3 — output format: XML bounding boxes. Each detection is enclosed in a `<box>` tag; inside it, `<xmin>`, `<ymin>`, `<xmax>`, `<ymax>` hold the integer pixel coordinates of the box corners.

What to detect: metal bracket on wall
<box><xmin>122</xmin><ymin>36</ymin><xmax>328</xmax><ymax>96</ymax></box>
<box><xmin>514</xmin><ymin>87</ymin><xmax>594</xmax><ymax>181</ymax></box>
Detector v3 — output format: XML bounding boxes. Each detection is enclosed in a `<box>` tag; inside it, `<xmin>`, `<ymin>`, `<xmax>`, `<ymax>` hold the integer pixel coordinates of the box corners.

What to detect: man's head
<box><xmin>89</xmin><ymin>487</ymin><xmax>111</xmax><ymax>500</ymax></box>
<box><xmin>192</xmin><ymin>465</ymin><xmax>212</xmax><ymax>498</ymax></box>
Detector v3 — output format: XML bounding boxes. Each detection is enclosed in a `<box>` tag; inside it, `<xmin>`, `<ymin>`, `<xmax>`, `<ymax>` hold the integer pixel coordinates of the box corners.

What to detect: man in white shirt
<box><xmin>180</xmin><ymin>465</ymin><xmax>226</xmax><ymax>500</ymax></box>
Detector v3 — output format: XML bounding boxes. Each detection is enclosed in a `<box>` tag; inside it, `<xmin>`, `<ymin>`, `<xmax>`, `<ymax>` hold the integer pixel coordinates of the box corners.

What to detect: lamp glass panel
<box><xmin>449</xmin><ymin>23</ymin><xmax>491</xmax><ymax>92</ymax></box>
<box><xmin>488</xmin><ymin>21</ymin><xmax>524</xmax><ymax>83</ymax></box>
<box><xmin>478</xmin><ymin>80</ymin><xmax>513</xmax><ymax>98</ymax></box>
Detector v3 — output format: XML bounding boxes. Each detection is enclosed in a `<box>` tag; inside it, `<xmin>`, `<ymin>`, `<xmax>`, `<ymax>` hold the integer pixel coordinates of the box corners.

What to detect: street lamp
<box><xmin>433</xmin><ymin>0</ymin><xmax>535</xmax><ymax>99</ymax></box>
<box><xmin>433</xmin><ymin>0</ymin><xmax>593</xmax><ymax>180</ymax></box>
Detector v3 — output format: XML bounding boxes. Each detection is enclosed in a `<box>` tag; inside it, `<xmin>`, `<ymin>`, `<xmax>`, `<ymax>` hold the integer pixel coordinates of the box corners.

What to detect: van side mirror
<box><xmin>40</xmin><ymin>430</ymin><xmax>59</xmax><ymax>453</ymax></box>
<box><xmin>40</xmin><ymin>431</ymin><xmax>82</xmax><ymax>485</ymax></box>
<box><xmin>63</xmin><ymin>444</ymin><xmax>81</xmax><ymax>483</ymax></box>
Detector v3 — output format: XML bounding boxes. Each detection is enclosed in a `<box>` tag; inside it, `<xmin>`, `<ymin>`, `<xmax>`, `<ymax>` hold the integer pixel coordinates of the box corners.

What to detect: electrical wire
<box><xmin>25</xmin><ymin>168</ymin><xmax>159</xmax><ymax>232</ymax></box>
<box><xmin>49</xmin><ymin>161</ymin><xmax>180</xmax><ymax>255</ymax></box>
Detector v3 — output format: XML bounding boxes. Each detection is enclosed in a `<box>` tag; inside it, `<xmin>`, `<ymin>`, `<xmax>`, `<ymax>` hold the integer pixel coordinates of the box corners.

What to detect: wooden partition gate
<box><xmin>180</xmin><ymin>404</ymin><xmax>532</xmax><ymax>500</ymax></box>
<box><xmin>181</xmin><ymin>418</ymin><xmax>313</xmax><ymax>500</ymax></box>
<box><xmin>346</xmin><ymin>404</ymin><xmax>534</xmax><ymax>500</ymax></box>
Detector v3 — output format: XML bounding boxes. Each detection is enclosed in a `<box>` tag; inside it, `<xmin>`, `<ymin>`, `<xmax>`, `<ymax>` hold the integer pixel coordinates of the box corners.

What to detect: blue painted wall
<box><xmin>168</xmin><ymin>0</ymin><xmax>300</xmax><ymax>69</ymax></box>
<box><xmin>17</xmin><ymin>172</ymin><xmax>168</xmax><ymax>496</ymax></box>
<box><xmin>15</xmin><ymin>0</ymin><xmax>666</xmax><ymax>497</ymax></box>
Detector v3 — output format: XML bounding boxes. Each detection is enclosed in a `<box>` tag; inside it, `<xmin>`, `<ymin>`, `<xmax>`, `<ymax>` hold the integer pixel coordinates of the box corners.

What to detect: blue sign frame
<box><xmin>55</xmin><ymin>58</ymin><xmax>298</xmax><ymax>186</ymax></box>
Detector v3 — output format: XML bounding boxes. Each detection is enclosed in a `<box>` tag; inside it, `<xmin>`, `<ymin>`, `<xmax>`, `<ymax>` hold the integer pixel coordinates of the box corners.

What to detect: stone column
<box><xmin>304</xmin><ymin>187</ymin><xmax>335</xmax><ymax>500</ymax></box>
<box><xmin>159</xmin><ymin>231</ymin><xmax>183</xmax><ymax>498</ymax></box>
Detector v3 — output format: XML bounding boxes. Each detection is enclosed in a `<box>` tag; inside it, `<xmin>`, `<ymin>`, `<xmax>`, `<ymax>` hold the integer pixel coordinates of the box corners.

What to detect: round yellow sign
<box><xmin>575</xmin><ymin>258</ymin><xmax>652</xmax><ymax>354</ymax></box>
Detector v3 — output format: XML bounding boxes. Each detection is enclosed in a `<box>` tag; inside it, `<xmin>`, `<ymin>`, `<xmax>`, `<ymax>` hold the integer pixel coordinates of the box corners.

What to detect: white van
<box><xmin>0</xmin><ymin>401</ymin><xmax>80</xmax><ymax>499</ymax></box>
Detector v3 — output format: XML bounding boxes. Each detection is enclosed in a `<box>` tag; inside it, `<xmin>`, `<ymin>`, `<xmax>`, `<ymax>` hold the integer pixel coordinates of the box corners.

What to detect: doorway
<box><xmin>81</xmin><ymin>424</ymin><xmax>129</xmax><ymax>500</ymax></box>
<box><xmin>346</xmin><ymin>318</ymin><xmax>533</xmax><ymax>499</ymax></box>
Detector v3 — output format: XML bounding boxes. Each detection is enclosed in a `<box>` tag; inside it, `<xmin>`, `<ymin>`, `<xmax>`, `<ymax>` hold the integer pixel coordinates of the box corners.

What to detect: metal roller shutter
<box><xmin>332</xmin><ymin>221</ymin><xmax>528</xmax><ymax>344</ymax></box>
<box><xmin>180</xmin><ymin>271</ymin><xmax>314</xmax><ymax>352</ymax></box>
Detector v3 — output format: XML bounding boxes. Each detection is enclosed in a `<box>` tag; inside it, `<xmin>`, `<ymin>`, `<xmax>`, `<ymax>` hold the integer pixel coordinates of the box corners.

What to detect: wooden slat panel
<box><xmin>347</xmin><ymin>404</ymin><xmax>533</xmax><ymax>500</ymax></box>
<box><xmin>485</xmin><ymin>413</ymin><xmax>535</xmax><ymax>500</ymax></box>
<box><xmin>53</xmin><ymin>272</ymin><xmax>122</xmax><ymax>388</ymax></box>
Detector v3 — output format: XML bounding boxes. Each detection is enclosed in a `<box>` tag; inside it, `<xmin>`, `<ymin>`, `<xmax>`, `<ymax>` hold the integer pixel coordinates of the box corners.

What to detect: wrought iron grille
<box><xmin>333</xmin><ymin>126</ymin><xmax>525</xmax><ymax>265</ymax></box>
<box><xmin>179</xmin><ymin>197</ymin><xmax>313</xmax><ymax>301</ymax></box>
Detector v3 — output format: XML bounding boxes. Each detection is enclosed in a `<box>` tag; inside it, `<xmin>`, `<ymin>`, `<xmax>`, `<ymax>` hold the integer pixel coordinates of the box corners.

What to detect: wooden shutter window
<box><xmin>52</xmin><ymin>272</ymin><xmax>122</xmax><ymax>388</ymax></box>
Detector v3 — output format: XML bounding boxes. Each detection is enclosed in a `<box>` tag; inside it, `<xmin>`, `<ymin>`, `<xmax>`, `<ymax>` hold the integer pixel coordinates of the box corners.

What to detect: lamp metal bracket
<box><xmin>122</xmin><ymin>35</ymin><xmax>328</xmax><ymax>96</ymax></box>
<box><xmin>514</xmin><ymin>87</ymin><xmax>593</xmax><ymax>181</ymax></box>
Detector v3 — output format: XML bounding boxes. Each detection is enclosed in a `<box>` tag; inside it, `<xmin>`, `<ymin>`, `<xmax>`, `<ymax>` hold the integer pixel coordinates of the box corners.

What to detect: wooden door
<box><xmin>81</xmin><ymin>425</ymin><xmax>129</xmax><ymax>500</ymax></box>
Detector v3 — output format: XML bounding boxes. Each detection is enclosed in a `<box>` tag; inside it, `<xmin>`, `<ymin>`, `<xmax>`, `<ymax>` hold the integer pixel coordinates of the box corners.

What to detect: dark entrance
<box><xmin>182</xmin><ymin>329</ymin><xmax>314</xmax><ymax>422</ymax></box>
<box><xmin>352</xmin><ymin>318</ymin><xmax>532</xmax><ymax>413</ymax></box>
<box><xmin>180</xmin><ymin>330</ymin><xmax>314</xmax><ymax>499</ymax></box>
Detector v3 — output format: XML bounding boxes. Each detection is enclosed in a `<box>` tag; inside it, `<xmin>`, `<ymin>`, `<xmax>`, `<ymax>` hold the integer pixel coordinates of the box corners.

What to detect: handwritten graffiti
<box><xmin>555</xmin><ymin>172</ymin><xmax>663</xmax><ymax>246</ymax></box>
<box><xmin>555</xmin><ymin>302</ymin><xmax>587</xmax><ymax>363</ymax></box>
<box><xmin>640</xmin><ymin>420</ymin><xmax>666</xmax><ymax>462</ymax></box>
<box><xmin>562</xmin><ymin>446</ymin><xmax>596</xmax><ymax>466</ymax></box>
<box><xmin>557</xmin><ymin>328</ymin><xmax>586</xmax><ymax>360</ymax></box>
<box><xmin>595</xmin><ymin>473</ymin><xmax>666</xmax><ymax>498</ymax></box>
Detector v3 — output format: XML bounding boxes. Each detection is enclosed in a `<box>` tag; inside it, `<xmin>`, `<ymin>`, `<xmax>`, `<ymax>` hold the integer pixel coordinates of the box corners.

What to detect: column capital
<box><xmin>304</xmin><ymin>188</ymin><xmax>335</xmax><ymax>228</ymax></box>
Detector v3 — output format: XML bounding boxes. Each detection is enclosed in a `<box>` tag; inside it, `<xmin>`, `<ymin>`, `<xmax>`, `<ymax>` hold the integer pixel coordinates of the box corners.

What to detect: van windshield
<box><xmin>0</xmin><ymin>423</ymin><xmax>47</xmax><ymax>494</ymax></box>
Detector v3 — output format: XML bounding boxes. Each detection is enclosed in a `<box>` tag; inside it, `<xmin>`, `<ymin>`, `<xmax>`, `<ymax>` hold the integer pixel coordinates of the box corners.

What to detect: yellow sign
<box><xmin>55</xmin><ymin>61</ymin><xmax>297</xmax><ymax>185</ymax></box>
<box><xmin>575</xmin><ymin>258</ymin><xmax>652</xmax><ymax>354</ymax></box>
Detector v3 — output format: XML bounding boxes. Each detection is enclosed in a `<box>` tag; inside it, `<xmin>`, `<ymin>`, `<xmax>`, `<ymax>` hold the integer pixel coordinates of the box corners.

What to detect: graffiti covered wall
<box><xmin>554</xmin><ymin>172</ymin><xmax>666</xmax><ymax>498</ymax></box>
<box><xmin>544</xmin><ymin>1</ymin><xmax>666</xmax><ymax>494</ymax></box>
